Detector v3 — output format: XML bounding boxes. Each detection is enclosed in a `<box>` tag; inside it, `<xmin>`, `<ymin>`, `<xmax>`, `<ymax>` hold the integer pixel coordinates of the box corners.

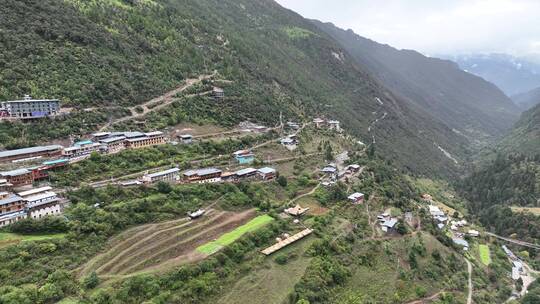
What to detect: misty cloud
<box><xmin>275</xmin><ymin>0</ymin><xmax>540</xmax><ymax>56</ymax></box>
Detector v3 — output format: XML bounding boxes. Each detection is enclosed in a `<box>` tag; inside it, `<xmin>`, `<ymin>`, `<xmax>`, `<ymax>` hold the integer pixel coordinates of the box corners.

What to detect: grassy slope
<box><xmin>0</xmin><ymin>232</ymin><xmax>66</xmax><ymax>248</ymax></box>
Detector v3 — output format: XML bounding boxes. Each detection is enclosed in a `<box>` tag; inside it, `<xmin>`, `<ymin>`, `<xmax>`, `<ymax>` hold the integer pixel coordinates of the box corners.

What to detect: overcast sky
<box><xmin>275</xmin><ymin>0</ymin><xmax>540</xmax><ymax>57</ymax></box>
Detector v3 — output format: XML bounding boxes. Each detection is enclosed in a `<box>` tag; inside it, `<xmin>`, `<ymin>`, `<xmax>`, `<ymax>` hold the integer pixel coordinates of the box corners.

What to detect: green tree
<box><xmin>83</xmin><ymin>271</ymin><xmax>100</xmax><ymax>289</ymax></box>
<box><xmin>277</xmin><ymin>175</ymin><xmax>288</xmax><ymax>187</ymax></box>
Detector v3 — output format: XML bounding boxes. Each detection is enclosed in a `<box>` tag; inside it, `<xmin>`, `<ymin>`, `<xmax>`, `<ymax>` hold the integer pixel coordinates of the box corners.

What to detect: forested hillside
<box><xmin>0</xmin><ymin>0</ymin><xmax>474</xmax><ymax>177</ymax></box>
<box><xmin>498</xmin><ymin>104</ymin><xmax>540</xmax><ymax>155</ymax></box>
<box><xmin>313</xmin><ymin>21</ymin><xmax>521</xmax><ymax>142</ymax></box>
<box><xmin>512</xmin><ymin>87</ymin><xmax>540</xmax><ymax>110</ymax></box>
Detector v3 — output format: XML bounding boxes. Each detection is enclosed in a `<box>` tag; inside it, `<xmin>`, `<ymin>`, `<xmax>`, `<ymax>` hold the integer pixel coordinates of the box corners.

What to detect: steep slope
<box><xmin>0</xmin><ymin>0</ymin><xmax>471</xmax><ymax>177</ymax></box>
<box><xmin>498</xmin><ymin>104</ymin><xmax>540</xmax><ymax>155</ymax></box>
<box><xmin>313</xmin><ymin>22</ymin><xmax>521</xmax><ymax>142</ymax></box>
<box><xmin>512</xmin><ymin>87</ymin><xmax>540</xmax><ymax>110</ymax></box>
<box><xmin>446</xmin><ymin>53</ymin><xmax>540</xmax><ymax>96</ymax></box>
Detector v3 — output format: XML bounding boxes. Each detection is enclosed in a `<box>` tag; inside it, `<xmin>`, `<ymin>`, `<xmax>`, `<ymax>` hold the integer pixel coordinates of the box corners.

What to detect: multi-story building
<box><xmin>62</xmin><ymin>141</ymin><xmax>102</xmax><ymax>158</ymax></box>
<box><xmin>141</xmin><ymin>168</ymin><xmax>180</xmax><ymax>184</ymax></box>
<box><xmin>182</xmin><ymin>168</ymin><xmax>222</xmax><ymax>183</ymax></box>
<box><xmin>18</xmin><ymin>187</ymin><xmax>64</xmax><ymax>220</ymax></box>
<box><xmin>1</xmin><ymin>95</ymin><xmax>59</xmax><ymax>118</ymax></box>
<box><xmin>0</xmin><ymin>169</ymin><xmax>34</xmax><ymax>187</ymax></box>
<box><xmin>0</xmin><ymin>145</ymin><xmax>63</xmax><ymax>163</ymax></box>
<box><xmin>0</xmin><ymin>194</ymin><xmax>25</xmax><ymax>216</ymax></box>
<box><xmin>0</xmin><ymin>210</ymin><xmax>27</xmax><ymax>227</ymax></box>
<box><xmin>0</xmin><ymin>179</ymin><xmax>13</xmax><ymax>191</ymax></box>
<box><xmin>124</xmin><ymin>131</ymin><xmax>166</xmax><ymax>149</ymax></box>
<box><xmin>99</xmin><ymin>136</ymin><xmax>126</xmax><ymax>154</ymax></box>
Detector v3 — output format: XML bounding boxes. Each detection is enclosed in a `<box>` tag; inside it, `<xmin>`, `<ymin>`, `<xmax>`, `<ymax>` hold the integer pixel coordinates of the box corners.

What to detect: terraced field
<box><xmin>79</xmin><ymin>209</ymin><xmax>256</xmax><ymax>278</ymax></box>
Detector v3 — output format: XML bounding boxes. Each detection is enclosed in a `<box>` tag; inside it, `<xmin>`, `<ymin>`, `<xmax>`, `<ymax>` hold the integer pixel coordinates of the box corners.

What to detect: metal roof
<box><xmin>99</xmin><ymin>136</ymin><xmax>126</xmax><ymax>144</ymax></box>
<box><xmin>0</xmin><ymin>145</ymin><xmax>63</xmax><ymax>159</ymax></box>
<box><xmin>0</xmin><ymin>168</ymin><xmax>30</xmax><ymax>177</ymax></box>
<box><xmin>382</xmin><ymin>218</ymin><xmax>398</xmax><ymax>228</ymax></box>
<box><xmin>126</xmin><ymin>136</ymin><xmax>150</xmax><ymax>142</ymax></box>
<box><xmin>146</xmin><ymin>168</ymin><xmax>180</xmax><ymax>178</ymax></box>
<box><xmin>18</xmin><ymin>186</ymin><xmax>53</xmax><ymax>197</ymax></box>
<box><xmin>348</xmin><ymin>192</ymin><xmax>364</xmax><ymax>200</ymax></box>
<box><xmin>0</xmin><ymin>194</ymin><xmax>23</xmax><ymax>206</ymax></box>
<box><xmin>257</xmin><ymin>167</ymin><xmax>276</xmax><ymax>174</ymax></box>
<box><xmin>74</xmin><ymin>140</ymin><xmax>93</xmax><ymax>146</ymax></box>
<box><xmin>183</xmin><ymin>168</ymin><xmax>222</xmax><ymax>176</ymax></box>
<box><xmin>235</xmin><ymin>168</ymin><xmax>257</xmax><ymax>176</ymax></box>
<box><xmin>42</xmin><ymin>159</ymin><xmax>69</xmax><ymax>166</ymax></box>
<box><xmin>145</xmin><ymin>131</ymin><xmax>164</xmax><ymax>137</ymax></box>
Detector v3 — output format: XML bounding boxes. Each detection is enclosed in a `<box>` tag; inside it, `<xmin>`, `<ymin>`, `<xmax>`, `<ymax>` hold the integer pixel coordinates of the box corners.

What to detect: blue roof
<box><xmin>42</xmin><ymin>159</ymin><xmax>69</xmax><ymax>166</ymax></box>
<box><xmin>74</xmin><ymin>140</ymin><xmax>93</xmax><ymax>146</ymax></box>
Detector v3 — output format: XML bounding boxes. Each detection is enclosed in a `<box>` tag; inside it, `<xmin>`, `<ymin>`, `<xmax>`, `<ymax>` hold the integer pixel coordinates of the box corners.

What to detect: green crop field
<box><xmin>0</xmin><ymin>232</ymin><xmax>66</xmax><ymax>248</ymax></box>
<box><xmin>479</xmin><ymin>244</ymin><xmax>492</xmax><ymax>266</ymax></box>
<box><xmin>197</xmin><ymin>215</ymin><xmax>274</xmax><ymax>255</ymax></box>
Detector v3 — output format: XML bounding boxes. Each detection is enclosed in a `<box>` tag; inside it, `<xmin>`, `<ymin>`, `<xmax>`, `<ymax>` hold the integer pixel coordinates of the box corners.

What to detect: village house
<box><xmin>0</xmin><ymin>145</ymin><xmax>63</xmax><ymax>163</ymax></box>
<box><xmin>348</xmin><ymin>192</ymin><xmax>365</xmax><ymax>204</ymax></box>
<box><xmin>346</xmin><ymin>164</ymin><xmax>361</xmax><ymax>173</ymax></box>
<box><xmin>468</xmin><ymin>229</ymin><xmax>480</xmax><ymax>237</ymax></box>
<box><xmin>0</xmin><ymin>209</ymin><xmax>26</xmax><ymax>227</ymax></box>
<box><xmin>381</xmin><ymin>218</ymin><xmax>398</xmax><ymax>233</ymax></box>
<box><xmin>182</xmin><ymin>168</ymin><xmax>222</xmax><ymax>183</ymax></box>
<box><xmin>313</xmin><ymin>118</ymin><xmax>325</xmax><ymax>128</ymax></box>
<box><xmin>453</xmin><ymin>238</ymin><xmax>469</xmax><ymax>251</ymax></box>
<box><xmin>286</xmin><ymin>121</ymin><xmax>300</xmax><ymax>130</ymax></box>
<box><xmin>233</xmin><ymin>150</ymin><xmax>255</xmax><ymax>164</ymax></box>
<box><xmin>91</xmin><ymin>132</ymin><xmax>111</xmax><ymax>141</ymax></box>
<box><xmin>327</xmin><ymin>120</ymin><xmax>341</xmax><ymax>132</ymax></box>
<box><xmin>234</xmin><ymin>168</ymin><xmax>258</xmax><ymax>180</ymax></box>
<box><xmin>0</xmin><ymin>169</ymin><xmax>34</xmax><ymax>187</ymax></box>
<box><xmin>284</xmin><ymin>205</ymin><xmax>309</xmax><ymax>216</ymax></box>
<box><xmin>213</xmin><ymin>87</ymin><xmax>225</xmax><ymax>99</ymax></box>
<box><xmin>0</xmin><ymin>95</ymin><xmax>60</xmax><ymax>119</ymax></box>
<box><xmin>257</xmin><ymin>167</ymin><xmax>277</xmax><ymax>180</ymax></box>
<box><xmin>142</xmin><ymin>168</ymin><xmax>180</xmax><ymax>184</ymax></box>
<box><xmin>179</xmin><ymin>134</ymin><xmax>193</xmax><ymax>144</ymax></box>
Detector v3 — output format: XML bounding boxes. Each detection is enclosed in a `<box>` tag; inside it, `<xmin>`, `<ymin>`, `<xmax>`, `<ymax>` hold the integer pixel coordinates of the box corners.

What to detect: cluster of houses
<box><xmin>0</xmin><ymin>95</ymin><xmax>60</xmax><ymax>120</ymax></box>
<box><xmin>313</xmin><ymin>118</ymin><xmax>341</xmax><ymax>132</ymax></box>
<box><xmin>502</xmin><ymin>245</ymin><xmax>525</xmax><ymax>281</ymax></box>
<box><xmin>280</xmin><ymin>135</ymin><xmax>298</xmax><ymax>150</ymax></box>
<box><xmin>320</xmin><ymin>163</ymin><xmax>361</xmax><ymax>182</ymax></box>
<box><xmin>0</xmin><ymin>130</ymin><xmax>168</xmax><ymax>187</ymax></box>
<box><xmin>139</xmin><ymin>166</ymin><xmax>277</xmax><ymax>185</ymax></box>
<box><xmin>0</xmin><ymin>186</ymin><xmax>66</xmax><ymax>227</ymax></box>
<box><xmin>377</xmin><ymin>212</ymin><xmax>398</xmax><ymax>233</ymax></box>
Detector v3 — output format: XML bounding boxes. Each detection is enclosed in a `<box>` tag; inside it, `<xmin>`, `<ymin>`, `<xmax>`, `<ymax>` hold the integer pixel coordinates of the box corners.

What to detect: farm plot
<box><xmin>478</xmin><ymin>244</ymin><xmax>492</xmax><ymax>266</ymax></box>
<box><xmin>197</xmin><ymin>214</ymin><xmax>274</xmax><ymax>255</ymax></box>
<box><xmin>79</xmin><ymin>209</ymin><xmax>257</xmax><ymax>278</ymax></box>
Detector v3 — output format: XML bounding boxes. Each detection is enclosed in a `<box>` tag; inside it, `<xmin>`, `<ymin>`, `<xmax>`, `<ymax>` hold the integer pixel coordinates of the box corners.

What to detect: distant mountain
<box><xmin>444</xmin><ymin>53</ymin><xmax>540</xmax><ymax>96</ymax></box>
<box><xmin>512</xmin><ymin>87</ymin><xmax>540</xmax><ymax>110</ymax></box>
<box><xmin>313</xmin><ymin>22</ymin><xmax>521</xmax><ymax>142</ymax></box>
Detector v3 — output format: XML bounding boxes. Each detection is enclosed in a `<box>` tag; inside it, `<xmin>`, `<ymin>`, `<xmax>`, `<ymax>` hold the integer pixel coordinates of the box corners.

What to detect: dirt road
<box><xmin>99</xmin><ymin>72</ymin><xmax>216</xmax><ymax>131</ymax></box>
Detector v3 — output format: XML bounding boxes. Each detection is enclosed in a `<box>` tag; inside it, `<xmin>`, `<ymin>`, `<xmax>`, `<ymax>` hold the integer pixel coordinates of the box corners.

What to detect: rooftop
<box><xmin>183</xmin><ymin>168</ymin><xmax>222</xmax><ymax>177</ymax></box>
<box><xmin>0</xmin><ymin>168</ymin><xmax>30</xmax><ymax>177</ymax></box>
<box><xmin>382</xmin><ymin>218</ymin><xmax>398</xmax><ymax>228</ymax></box>
<box><xmin>42</xmin><ymin>159</ymin><xmax>69</xmax><ymax>166</ymax></box>
<box><xmin>0</xmin><ymin>145</ymin><xmax>63</xmax><ymax>159</ymax></box>
<box><xmin>74</xmin><ymin>140</ymin><xmax>93</xmax><ymax>146</ymax></box>
<box><xmin>348</xmin><ymin>192</ymin><xmax>364</xmax><ymax>200</ymax></box>
<box><xmin>92</xmin><ymin>132</ymin><xmax>110</xmax><ymax>137</ymax></box>
<box><xmin>258</xmin><ymin>167</ymin><xmax>276</xmax><ymax>174</ymax></box>
<box><xmin>99</xmin><ymin>136</ymin><xmax>126</xmax><ymax>144</ymax></box>
<box><xmin>0</xmin><ymin>194</ymin><xmax>23</xmax><ymax>206</ymax></box>
<box><xmin>235</xmin><ymin>168</ymin><xmax>257</xmax><ymax>176</ymax></box>
<box><xmin>4</xmin><ymin>95</ymin><xmax>59</xmax><ymax>103</ymax></box>
<box><xmin>146</xmin><ymin>168</ymin><xmax>180</xmax><ymax>178</ymax></box>
<box><xmin>0</xmin><ymin>210</ymin><xmax>26</xmax><ymax>221</ymax></box>
<box><xmin>25</xmin><ymin>191</ymin><xmax>58</xmax><ymax>203</ymax></box>
<box><xmin>18</xmin><ymin>186</ymin><xmax>53</xmax><ymax>197</ymax></box>
<box><xmin>145</xmin><ymin>131</ymin><xmax>164</xmax><ymax>137</ymax></box>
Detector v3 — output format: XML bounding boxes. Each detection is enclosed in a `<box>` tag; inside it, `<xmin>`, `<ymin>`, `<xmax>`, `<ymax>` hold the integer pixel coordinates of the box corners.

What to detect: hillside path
<box><xmin>99</xmin><ymin>71</ymin><xmax>217</xmax><ymax>131</ymax></box>
<box><xmin>485</xmin><ymin>232</ymin><xmax>540</xmax><ymax>250</ymax></box>
<box><xmin>466</xmin><ymin>258</ymin><xmax>473</xmax><ymax>304</ymax></box>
